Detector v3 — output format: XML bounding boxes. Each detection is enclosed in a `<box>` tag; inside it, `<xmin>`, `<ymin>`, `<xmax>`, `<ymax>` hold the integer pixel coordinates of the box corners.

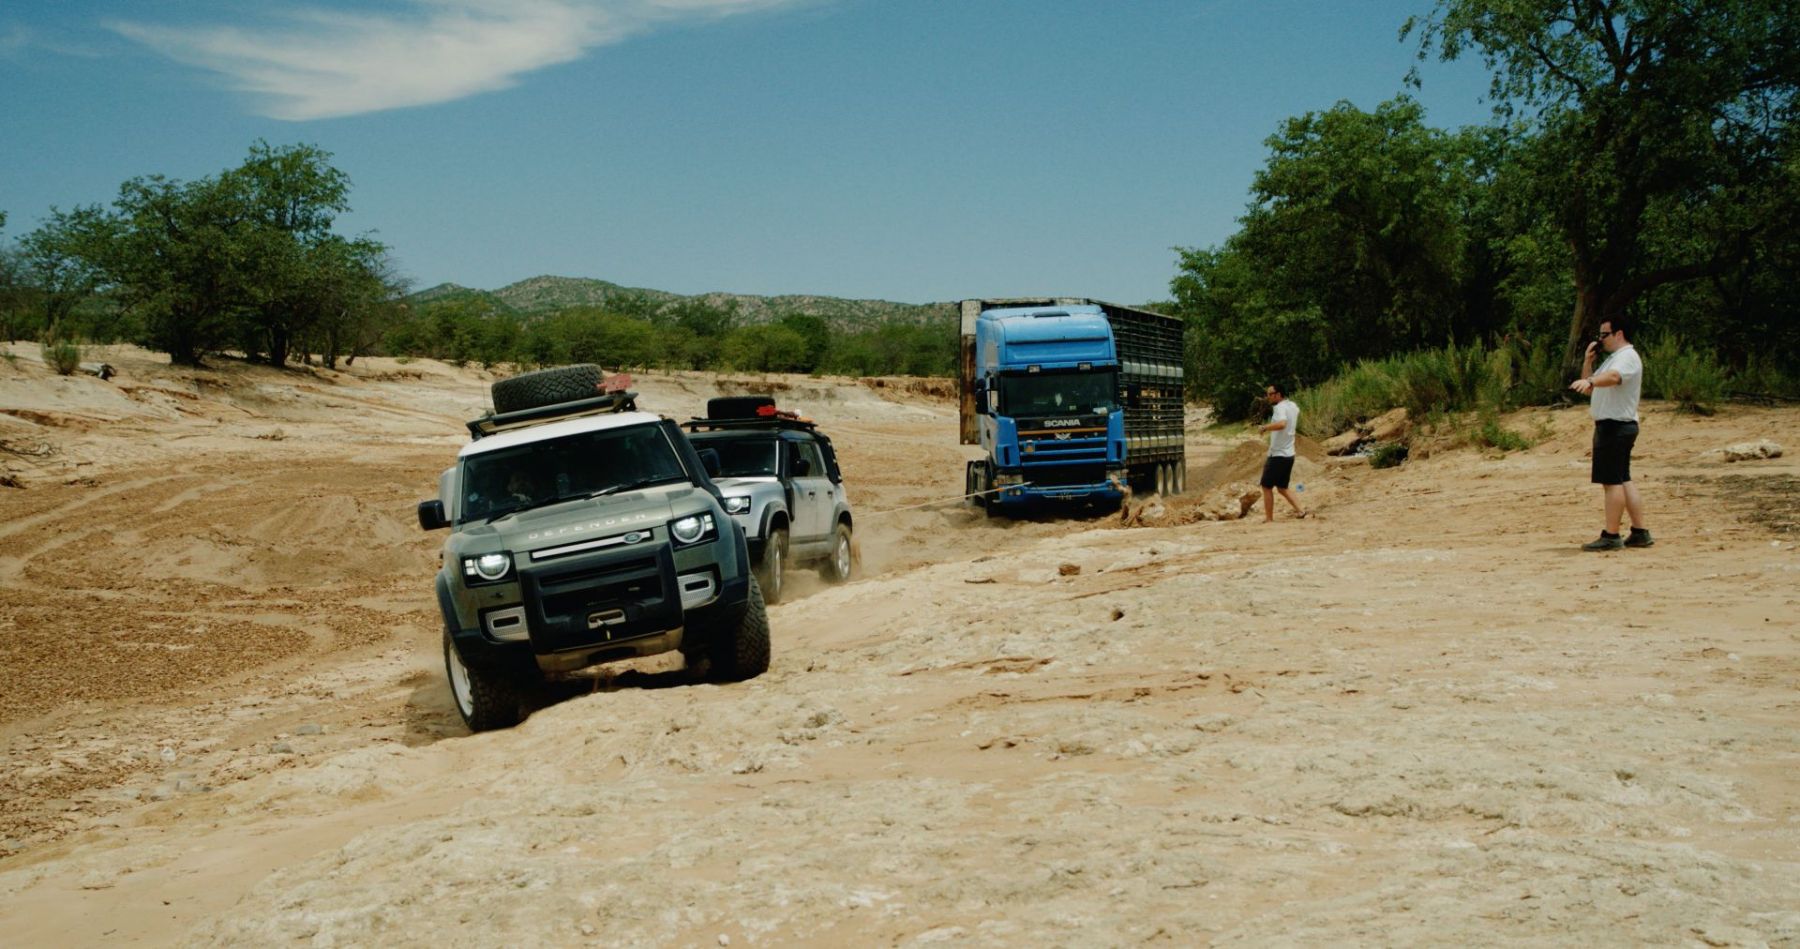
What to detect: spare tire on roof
<box><xmin>490</xmin><ymin>364</ymin><xmax>605</xmax><ymax>414</ymax></box>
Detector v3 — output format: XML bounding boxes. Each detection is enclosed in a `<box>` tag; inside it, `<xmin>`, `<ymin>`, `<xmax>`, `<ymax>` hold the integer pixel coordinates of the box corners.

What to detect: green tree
<box><xmin>228</xmin><ymin>142</ymin><xmax>357</xmax><ymax>367</ymax></box>
<box><xmin>720</xmin><ymin>324</ymin><xmax>810</xmax><ymax>372</ymax></box>
<box><xmin>96</xmin><ymin>173</ymin><xmax>252</xmax><ymax>365</ymax></box>
<box><xmin>775</xmin><ymin>313</ymin><xmax>831</xmax><ymax>373</ymax></box>
<box><xmin>16</xmin><ymin>206</ymin><xmax>114</xmax><ymax>342</ymax></box>
<box><xmin>1170</xmin><ymin>97</ymin><xmax>1499</xmax><ymax>418</ymax></box>
<box><xmin>1407</xmin><ymin>0</ymin><xmax>1800</xmax><ymax>373</ymax></box>
<box><xmin>1240</xmin><ymin>97</ymin><xmax>1486</xmax><ymax>354</ymax></box>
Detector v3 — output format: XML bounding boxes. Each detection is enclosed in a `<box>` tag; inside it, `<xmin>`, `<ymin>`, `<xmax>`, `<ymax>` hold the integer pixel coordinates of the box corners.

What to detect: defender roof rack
<box><xmin>467</xmin><ymin>390</ymin><xmax>639</xmax><ymax>440</ymax></box>
<box><xmin>682</xmin><ymin>395</ymin><xmax>817</xmax><ymax>433</ymax></box>
<box><xmin>682</xmin><ymin>415</ymin><xmax>816</xmax><ymax>434</ymax></box>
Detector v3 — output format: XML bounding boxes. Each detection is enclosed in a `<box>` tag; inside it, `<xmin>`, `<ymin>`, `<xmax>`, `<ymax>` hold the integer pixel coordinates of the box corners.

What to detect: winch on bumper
<box><xmin>439</xmin><ymin>527</ymin><xmax>751</xmax><ymax>676</ymax></box>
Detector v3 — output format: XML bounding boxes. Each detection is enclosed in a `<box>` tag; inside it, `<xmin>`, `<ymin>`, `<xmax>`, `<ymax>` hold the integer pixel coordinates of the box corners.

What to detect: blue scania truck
<box><xmin>958</xmin><ymin>298</ymin><xmax>1185</xmax><ymax>515</ymax></box>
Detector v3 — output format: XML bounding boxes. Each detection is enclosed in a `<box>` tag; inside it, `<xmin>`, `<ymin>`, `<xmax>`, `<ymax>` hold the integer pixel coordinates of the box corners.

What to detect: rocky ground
<box><xmin>0</xmin><ymin>343</ymin><xmax>1794</xmax><ymax>946</ymax></box>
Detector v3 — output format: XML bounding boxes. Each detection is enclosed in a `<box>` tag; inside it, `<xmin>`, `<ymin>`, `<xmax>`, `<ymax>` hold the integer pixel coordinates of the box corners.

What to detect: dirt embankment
<box><xmin>0</xmin><ymin>343</ymin><xmax>1795</xmax><ymax>946</ymax></box>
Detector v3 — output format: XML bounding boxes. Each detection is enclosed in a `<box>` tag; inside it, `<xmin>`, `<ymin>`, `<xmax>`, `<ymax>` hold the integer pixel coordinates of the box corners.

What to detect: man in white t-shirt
<box><xmin>1568</xmin><ymin>317</ymin><xmax>1652</xmax><ymax>550</ymax></box>
<box><xmin>1254</xmin><ymin>382</ymin><xmax>1309</xmax><ymax>522</ymax></box>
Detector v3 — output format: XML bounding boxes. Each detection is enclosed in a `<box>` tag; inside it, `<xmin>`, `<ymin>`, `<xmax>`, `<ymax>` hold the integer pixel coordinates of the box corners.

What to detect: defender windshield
<box><xmin>998</xmin><ymin>370</ymin><xmax>1117</xmax><ymax>416</ymax></box>
<box><xmin>459</xmin><ymin>423</ymin><xmax>688</xmax><ymax>523</ymax></box>
<box><xmin>696</xmin><ymin>437</ymin><xmax>779</xmax><ymax>478</ymax></box>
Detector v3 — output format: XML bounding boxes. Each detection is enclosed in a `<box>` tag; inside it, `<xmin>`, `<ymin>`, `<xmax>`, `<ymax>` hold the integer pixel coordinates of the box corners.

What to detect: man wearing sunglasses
<box><xmin>1568</xmin><ymin>318</ymin><xmax>1652</xmax><ymax>550</ymax></box>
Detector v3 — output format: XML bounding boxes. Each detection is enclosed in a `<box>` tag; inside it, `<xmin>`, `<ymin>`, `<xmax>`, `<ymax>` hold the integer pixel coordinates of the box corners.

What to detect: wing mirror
<box><xmin>417</xmin><ymin>499</ymin><xmax>448</xmax><ymax>531</ymax></box>
<box><xmin>697</xmin><ymin>448</ymin><xmax>721</xmax><ymax>478</ymax></box>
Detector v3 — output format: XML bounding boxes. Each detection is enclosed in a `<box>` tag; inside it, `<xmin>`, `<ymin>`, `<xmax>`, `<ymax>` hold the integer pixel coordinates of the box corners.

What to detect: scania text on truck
<box><xmin>958</xmin><ymin>298</ymin><xmax>1185</xmax><ymax>515</ymax></box>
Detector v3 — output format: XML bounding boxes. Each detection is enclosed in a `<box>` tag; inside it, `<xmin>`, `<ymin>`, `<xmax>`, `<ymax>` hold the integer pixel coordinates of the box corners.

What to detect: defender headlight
<box><xmin>670</xmin><ymin>514</ymin><xmax>717</xmax><ymax>546</ymax></box>
<box><xmin>723</xmin><ymin>496</ymin><xmax>752</xmax><ymax>515</ymax></box>
<box><xmin>462</xmin><ymin>552</ymin><xmax>513</xmax><ymax>582</ymax></box>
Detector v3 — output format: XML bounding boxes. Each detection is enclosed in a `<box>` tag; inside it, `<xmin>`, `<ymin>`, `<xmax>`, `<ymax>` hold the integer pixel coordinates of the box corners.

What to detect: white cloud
<box><xmin>108</xmin><ymin>0</ymin><xmax>811</xmax><ymax>121</ymax></box>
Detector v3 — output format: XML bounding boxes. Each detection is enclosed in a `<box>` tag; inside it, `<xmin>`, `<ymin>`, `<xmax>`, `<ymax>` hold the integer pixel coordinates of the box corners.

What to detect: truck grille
<box><xmin>1024</xmin><ymin>463</ymin><xmax>1108</xmax><ymax>488</ymax></box>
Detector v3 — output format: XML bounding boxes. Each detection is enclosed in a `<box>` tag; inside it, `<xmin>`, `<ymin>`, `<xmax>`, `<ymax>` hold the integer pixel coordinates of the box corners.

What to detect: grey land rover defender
<box><xmin>417</xmin><ymin>365</ymin><xmax>770</xmax><ymax>731</ymax></box>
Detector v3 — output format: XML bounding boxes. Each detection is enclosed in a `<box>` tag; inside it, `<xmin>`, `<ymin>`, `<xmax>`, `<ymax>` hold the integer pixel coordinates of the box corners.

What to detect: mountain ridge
<box><xmin>409</xmin><ymin>275</ymin><xmax>953</xmax><ymax>326</ymax></box>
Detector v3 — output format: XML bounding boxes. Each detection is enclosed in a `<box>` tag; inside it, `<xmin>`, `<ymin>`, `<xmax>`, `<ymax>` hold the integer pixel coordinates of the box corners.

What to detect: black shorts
<box><xmin>1261</xmin><ymin>455</ymin><xmax>1295</xmax><ymax>489</ymax></box>
<box><xmin>1591</xmin><ymin>420</ymin><xmax>1638</xmax><ymax>484</ymax></box>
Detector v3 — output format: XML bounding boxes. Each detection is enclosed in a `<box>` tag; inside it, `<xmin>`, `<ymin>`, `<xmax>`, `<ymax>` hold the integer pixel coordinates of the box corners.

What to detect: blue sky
<box><xmin>1</xmin><ymin>0</ymin><xmax>1496</xmax><ymax>305</ymax></box>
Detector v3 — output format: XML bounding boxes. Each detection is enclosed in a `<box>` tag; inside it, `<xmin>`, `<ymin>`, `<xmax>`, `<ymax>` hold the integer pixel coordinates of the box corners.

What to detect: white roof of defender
<box><xmin>458</xmin><ymin>410</ymin><xmax>667</xmax><ymax>458</ymax></box>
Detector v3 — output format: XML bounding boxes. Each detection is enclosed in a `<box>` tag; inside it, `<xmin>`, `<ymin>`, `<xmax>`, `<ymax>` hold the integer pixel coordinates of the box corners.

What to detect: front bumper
<box><xmin>442</xmin><ymin>530</ymin><xmax>751</xmax><ymax>674</ymax></box>
<box><xmin>992</xmin><ymin>467</ymin><xmax>1127</xmax><ymax>505</ymax></box>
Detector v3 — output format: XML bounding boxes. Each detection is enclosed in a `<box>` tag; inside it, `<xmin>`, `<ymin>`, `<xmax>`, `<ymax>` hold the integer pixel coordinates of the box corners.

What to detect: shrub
<box><xmin>1369</xmin><ymin>443</ymin><xmax>1409</xmax><ymax>468</ymax></box>
<box><xmin>42</xmin><ymin>334</ymin><xmax>80</xmax><ymax>375</ymax></box>
<box><xmin>1645</xmin><ymin>335</ymin><xmax>1726</xmax><ymax>414</ymax></box>
<box><xmin>1730</xmin><ymin>354</ymin><xmax>1800</xmax><ymax>401</ymax></box>
<box><xmin>1472</xmin><ymin>415</ymin><xmax>1533</xmax><ymax>452</ymax></box>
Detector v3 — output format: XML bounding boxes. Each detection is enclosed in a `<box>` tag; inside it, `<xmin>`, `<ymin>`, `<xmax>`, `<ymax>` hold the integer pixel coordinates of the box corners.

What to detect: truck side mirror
<box><xmin>697</xmin><ymin>448</ymin><xmax>721</xmax><ymax>478</ymax></box>
<box><xmin>417</xmin><ymin>499</ymin><xmax>448</xmax><ymax>531</ymax></box>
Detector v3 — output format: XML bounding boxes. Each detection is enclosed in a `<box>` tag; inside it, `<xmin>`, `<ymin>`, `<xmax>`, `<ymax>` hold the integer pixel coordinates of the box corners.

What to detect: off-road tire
<box><xmin>443</xmin><ymin>630</ymin><xmax>527</xmax><ymax>732</ymax></box>
<box><xmin>820</xmin><ymin>521</ymin><xmax>853</xmax><ymax>583</ymax></box>
<box><xmin>707</xmin><ymin>574</ymin><xmax>771</xmax><ymax>682</ymax></box>
<box><xmin>757</xmin><ymin>527</ymin><xmax>787</xmax><ymax>605</ymax></box>
<box><xmin>491</xmin><ymin>364</ymin><xmax>604</xmax><ymax>414</ymax></box>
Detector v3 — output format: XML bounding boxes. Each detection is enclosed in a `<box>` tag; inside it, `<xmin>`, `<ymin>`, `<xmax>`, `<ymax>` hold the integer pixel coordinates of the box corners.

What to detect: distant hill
<box><xmin>408</xmin><ymin>275</ymin><xmax>953</xmax><ymax>327</ymax></box>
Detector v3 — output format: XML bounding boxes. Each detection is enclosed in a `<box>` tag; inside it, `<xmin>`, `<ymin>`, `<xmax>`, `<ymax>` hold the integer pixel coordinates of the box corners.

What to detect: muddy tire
<box><xmin>756</xmin><ymin>527</ymin><xmax>787</xmax><ymax>605</ymax></box>
<box><xmin>491</xmin><ymin>364</ymin><xmax>603</xmax><ymax>414</ymax></box>
<box><xmin>708</xmin><ymin>574</ymin><xmax>771</xmax><ymax>682</ymax></box>
<box><xmin>820</xmin><ymin>521</ymin><xmax>853</xmax><ymax>583</ymax></box>
<box><xmin>443</xmin><ymin>630</ymin><xmax>526</xmax><ymax>732</ymax></box>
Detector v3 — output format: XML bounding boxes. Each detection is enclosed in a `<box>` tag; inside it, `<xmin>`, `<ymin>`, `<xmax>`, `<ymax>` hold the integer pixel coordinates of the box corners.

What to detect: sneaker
<box><xmin>1625</xmin><ymin>528</ymin><xmax>1654</xmax><ymax>548</ymax></box>
<box><xmin>1582</xmin><ymin>532</ymin><xmax>1624</xmax><ymax>551</ymax></box>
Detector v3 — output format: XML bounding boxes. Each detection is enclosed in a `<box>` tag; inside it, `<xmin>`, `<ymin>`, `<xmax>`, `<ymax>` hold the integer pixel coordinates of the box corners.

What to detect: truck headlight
<box><xmin>462</xmin><ymin>552</ymin><xmax>513</xmax><ymax>583</ymax></box>
<box><xmin>723</xmin><ymin>496</ymin><xmax>752</xmax><ymax>515</ymax></box>
<box><xmin>670</xmin><ymin>514</ymin><xmax>717</xmax><ymax>546</ymax></box>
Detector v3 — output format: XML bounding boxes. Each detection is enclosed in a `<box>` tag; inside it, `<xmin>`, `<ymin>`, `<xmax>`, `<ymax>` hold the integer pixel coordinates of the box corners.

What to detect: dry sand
<box><xmin>0</xmin><ymin>342</ymin><xmax>1795</xmax><ymax>946</ymax></box>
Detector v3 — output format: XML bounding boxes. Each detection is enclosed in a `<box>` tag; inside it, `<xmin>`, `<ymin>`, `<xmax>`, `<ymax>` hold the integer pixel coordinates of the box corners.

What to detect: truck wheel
<box><xmin>491</xmin><ymin>364</ymin><xmax>603</xmax><ymax>414</ymax></box>
<box><xmin>1175</xmin><ymin>463</ymin><xmax>1186</xmax><ymax>494</ymax></box>
<box><xmin>757</xmin><ymin>527</ymin><xmax>787</xmax><ymax>605</ymax></box>
<box><xmin>708</xmin><ymin>574</ymin><xmax>771</xmax><ymax>681</ymax></box>
<box><xmin>443</xmin><ymin>630</ymin><xmax>526</xmax><ymax>732</ymax></box>
<box><xmin>820</xmin><ymin>522</ymin><xmax>853</xmax><ymax>583</ymax></box>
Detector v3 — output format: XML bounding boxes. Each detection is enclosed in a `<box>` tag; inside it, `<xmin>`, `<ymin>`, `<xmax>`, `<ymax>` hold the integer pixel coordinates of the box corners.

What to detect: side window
<box><xmin>794</xmin><ymin>440</ymin><xmax>826</xmax><ymax>479</ymax></box>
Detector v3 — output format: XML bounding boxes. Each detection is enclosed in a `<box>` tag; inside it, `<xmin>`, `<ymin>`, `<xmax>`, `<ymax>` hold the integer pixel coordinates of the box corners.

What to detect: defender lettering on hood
<box><xmin>525</xmin><ymin>509</ymin><xmax>661</xmax><ymax>543</ymax></box>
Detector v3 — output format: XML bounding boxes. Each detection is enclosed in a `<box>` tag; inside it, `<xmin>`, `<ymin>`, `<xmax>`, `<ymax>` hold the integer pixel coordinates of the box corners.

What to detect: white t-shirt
<box><xmin>1591</xmin><ymin>345</ymin><xmax>1643</xmax><ymax>422</ymax></box>
<box><xmin>1268</xmin><ymin>399</ymin><xmax>1299</xmax><ymax>458</ymax></box>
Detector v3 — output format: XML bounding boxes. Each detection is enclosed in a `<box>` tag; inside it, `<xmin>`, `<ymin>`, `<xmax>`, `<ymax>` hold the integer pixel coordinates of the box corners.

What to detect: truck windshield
<box><xmin>459</xmin><ymin>423</ymin><xmax>688</xmax><ymax>523</ymax></box>
<box><xmin>699</xmin><ymin>438</ymin><xmax>779</xmax><ymax>477</ymax></box>
<box><xmin>998</xmin><ymin>371</ymin><xmax>1117</xmax><ymax>416</ymax></box>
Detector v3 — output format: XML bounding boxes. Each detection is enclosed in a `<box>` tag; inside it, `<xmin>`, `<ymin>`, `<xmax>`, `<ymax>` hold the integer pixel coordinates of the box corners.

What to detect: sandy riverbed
<box><xmin>0</xmin><ymin>343</ymin><xmax>1794</xmax><ymax>946</ymax></box>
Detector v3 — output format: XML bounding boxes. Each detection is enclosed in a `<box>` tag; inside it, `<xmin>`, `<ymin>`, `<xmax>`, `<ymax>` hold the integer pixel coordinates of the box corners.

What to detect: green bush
<box><xmin>1730</xmin><ymin>354</ymin><xmax>1800</xmax><ymax>401</ymax></box>
<box><xmin>42</xmin><ymin>334</ymin><xmax>80</xmax><ymax>375</ymax></box>
<box><xmin>1472</xmin><ymin>415</ymin><xmax>1533</xmax><ymax>452</ymax></box>
<box><xmin>1645</xmin><ymin>336</ymin><xmax>1727</xmax><ymax>414</ymax></box>
<box><xmin>1369</xmin><ymin>443</ymin><xmax>1409</xmax><ymax>468</ymax></box>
